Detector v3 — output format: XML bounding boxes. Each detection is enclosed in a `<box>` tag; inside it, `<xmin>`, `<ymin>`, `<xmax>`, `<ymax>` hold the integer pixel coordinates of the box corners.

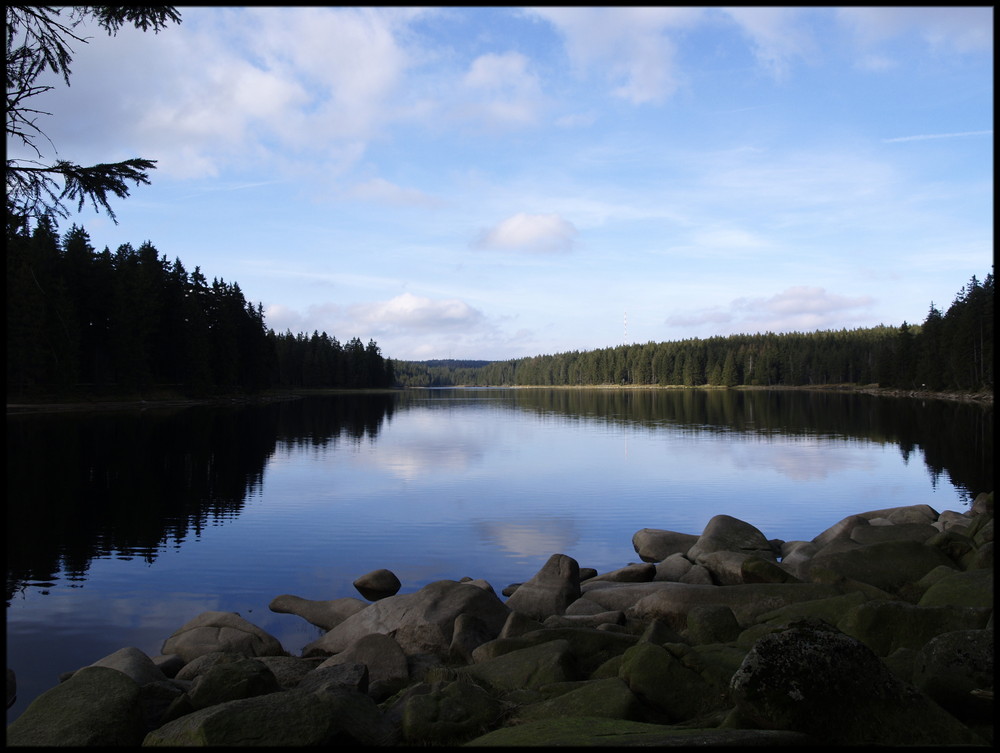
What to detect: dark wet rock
<box><xmin>144</xmin><ymin>687</ymin><xmax>387</xmax><ymax>746</ymax></box>
<box><xmin>729</xmin><ymin>618</ymin><xmax>986</xmax><ymax>746</ymax></box>
<box><xmin>839</xmin><ymin>599</ymin><xmax>992</xmax><ymax>656</ymax></box>
<box><xmin>397</xmin><ymin>677</ymin><xmax>506</xmax><ymax>745</ymax></box>
<box><xmin>12</xmin><ymin>497</ymin><xmax>994</xmax><ymax>748</ymax></box>
<box><xmin>186</xmin><ymin>657</ymin><xmax>280</xmax><ymax>710</ymax></box>
<box><xmin>912</xmin><ymin>628</ymin><xmax>994</xmax><ymax>723</ymax></box>
<box><xmin>7</xmin><ymin>666</ymin><xmax>145</xmax><ymax>746</ymax></box>
<box><xmin>466</xmin><ymin>716</ymin><xmax>822</xmax><ymax>746</ymax></box>
<box><xmin>353</xmin><ymin>568</ymin><xmax>402</xmax><ymax>601</ymax></box>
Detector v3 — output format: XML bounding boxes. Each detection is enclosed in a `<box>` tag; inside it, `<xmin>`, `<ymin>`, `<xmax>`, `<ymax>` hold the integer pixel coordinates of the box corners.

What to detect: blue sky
<box><xmin>19</xmin><ymin>6</ymin><xmax>993</xmax><ymax>360</ymax></box>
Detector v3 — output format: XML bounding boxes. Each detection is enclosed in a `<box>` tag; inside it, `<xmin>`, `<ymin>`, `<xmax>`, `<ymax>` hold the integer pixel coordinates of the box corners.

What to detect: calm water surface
<box><xmin>6</xmin><ymin>388</ymin><xmax>993</xmax><ymax>722</ymax></box>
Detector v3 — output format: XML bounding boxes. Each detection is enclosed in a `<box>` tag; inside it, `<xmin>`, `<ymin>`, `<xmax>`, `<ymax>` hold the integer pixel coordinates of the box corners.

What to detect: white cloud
<box><xmin>882</xmin><ymin>130</ymin><xmax>993</xmax><ymax>144</ymax></box>
<box><xmin>476</xmin><ymin>213</ymin><xmax>578</xmax><ymax>253</ymax></box>
<box><xmin>666</xmin><ymin>287</ymin><xmax>875</xmax><ymax>334</ymax></box>
<box><xmin>352</xmin><ymin>293</ymin><xmax>485</xmax><ymax>332</ymax></box>
<box><xmin>345</xmin><ymin>178</ymin><xmax>443</xmax><ymax>207</ymax></box>
<box><xmin>720</xmin><ymin>7</ymin><xmax>817</xmax><ymax>79</ymax></box>
<box><xmin>458</xmin><ymin>51</ymin><xmax>544</xmax><ymax>127</ymax></box>
<box><xmin>836</xmin><ymin>7</ymin><xmax>993</xmax><ymax>55</ymax></box>
<box><xmin>528</xmin><ymin>7</ymin><xmax>703</xmax><ymax>103</ymax></box>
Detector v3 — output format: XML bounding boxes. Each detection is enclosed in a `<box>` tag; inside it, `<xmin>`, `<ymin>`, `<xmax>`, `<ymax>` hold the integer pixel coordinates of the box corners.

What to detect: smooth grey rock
<box><xmin>697</xmin><ymin>550</ymin><xmax>751</xmax><ymax>585</ymax></box>
<box><xmin>6</xmin><ymin>666</ymin><xmax>145</xmax><ymax>747</ymax></box>
<box><xmin>461</xmin><ymin>638</ymin><xmax>577</xmax><ymax>691</ymax></box>
<box><xmin>687</xmin><ymin>515</ymin><xmax>776</xmax><ymax>564</ymax></box>
<box><xmin>686</xmin><ymin>604</ymin><xmax>740</xmax><ymax>644</ymax></box>
<box><xmin>173</xmin><ymin>650</ymin><xmax>248</xmax><ymax>682</ymax></box>
<box><xmin>161</xmin><ymin>611</ymin><xmax>286</xmax><ymax>663</ymax></box>
<box><xmin>582</xmin><ymin>562</ymin><xmax>656</xmax><ymax>584</ymax></box>
<box><xmin>632</xmin><ymin>528</ymin><xmax>700</xmax><ymax>563</ymax></box>
<box><xmin>811</xmin><ymin>514</ymin><xmax>870</xmax><ymax>548</ymax></box>
<box><xmin>498</xmin><ymin>609</ymin><xmax>545</xmax><ymax>638</ymax></box>
<box><xmin>88</xmin><ymin>646</ymin><xmax>168</xmax><ymax>686</ymax></box>
<box><xmin>303</xmin><ymin>579</ymin><xmax>510</xmax><ymax>658</ymax></box>
<box><xmin>318</xmin><ymin>632</ymin><xmax>409</xmax><ymax>701</ymax></box>
<box><xmin>450</xmin><ymin>613</ymin><xmax>497</xmax><ymax>664</ymax></box>
<box><xmin>654</xmin><ymin>552</ymin><xmax>694</xmax><ymax>581</ymax></box>
<box><xmin>268</xmin><ymin>593</ymin><xmax>367</xmax><ymax>631</ymax></box>
<box><xmin>613</xmin><ymin>581</ymin><xmax>843</xmax><ymax>632</ymax></box>
<box><xmin>805</xmin><ymin>539</ymin><xmax>956</xmax><ymax>593</ymax></box>
<box><xmin>849</xmin><ymin>521</ymin><xmax>938</xmax><ymax>545</ymax></box>
<box><xmin>504</xmin><ymin>553</ymin><xmax>582</xmax><ymax>620</ymax></box>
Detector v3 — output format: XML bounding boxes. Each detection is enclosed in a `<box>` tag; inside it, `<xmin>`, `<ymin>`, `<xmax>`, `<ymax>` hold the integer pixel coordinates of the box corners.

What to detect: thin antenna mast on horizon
<box><xmin>624</xmin><ymin>310</ymin><xmax>628</xmax><ymax>345</ymax></box>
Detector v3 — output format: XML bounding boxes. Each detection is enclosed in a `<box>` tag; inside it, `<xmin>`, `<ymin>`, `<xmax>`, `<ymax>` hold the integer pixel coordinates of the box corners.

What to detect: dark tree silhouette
<box><xmin>6</xmin><ymin>6</ymin><xmax>182</xmax><ymax>229</ymax></box>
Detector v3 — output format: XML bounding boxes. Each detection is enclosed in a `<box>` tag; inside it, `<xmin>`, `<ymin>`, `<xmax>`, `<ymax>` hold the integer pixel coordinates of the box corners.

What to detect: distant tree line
<box><xmin>394</xmin><ymin>272</ymin><xmax>993</xmax><ymax>392</ymax></box>
<box><xmin>6</xmin><ymin>219</ymin><xmax>394</xmax><ymax>396</ymax></box>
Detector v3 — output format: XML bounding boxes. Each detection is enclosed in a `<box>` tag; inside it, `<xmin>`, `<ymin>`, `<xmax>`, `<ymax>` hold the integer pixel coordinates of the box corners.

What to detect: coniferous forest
<box><xmin>5</xmin><ymin>217</ymin><xmax>992</xmax><ymax>400</ymax></box>
<box><xmin>6</xmin><ymin>219</ymin><xmax>395</xmax><ymax>398</ymax></box>
<box><xmin>394</xmin><ymin>273</ymin><xmax>993</xmax><ymax>393</ymax></box>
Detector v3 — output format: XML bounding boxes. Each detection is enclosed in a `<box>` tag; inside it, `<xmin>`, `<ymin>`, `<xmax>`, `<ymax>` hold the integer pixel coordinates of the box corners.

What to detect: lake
<box><xmin>5</xmin><ymin>387</ymin><xmax>993</xmax><ymax>723</ymax></box>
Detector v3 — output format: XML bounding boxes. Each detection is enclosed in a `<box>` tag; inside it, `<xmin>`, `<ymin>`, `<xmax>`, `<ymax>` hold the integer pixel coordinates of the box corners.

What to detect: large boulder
<box><xmin>143</xmin><ymin>687</ymin><xmax>389</xmax><ymax>746</ymax></box>
<box><xmin>917</xmin><ymin>566</ymin><xmax>993</xmax><ymax>608</ymax></box>
<box><xmin>618</xmin><ymin>581</ymin><xmax>843</xmax><ymax>632</ymax></box>
<box><xmin>161</xmin><ymin>611</ymin><xmax>286</xmax><ymax>663</ymax></box>
<box><xmin>466</xmin><ymin>717</ymin><xmax>820</xmax><ymax>746</ymax></box>
<box><xmin>268</xmin><ymin>594</ymin><xmax>367</xmax><ymax>631</ymax></box>
<box><xmin>729</xmin><ymin>619</ymin><xmax>987</xmax><ymax>746</ymax></box>
<box><xmin>514</xmin><ymin>677</ymin><xmax>645</xmax><ymax>723</ymax></box>
<box><xmin>6</xmin><ymin>666</ymin><xmax>145</xmax><ymax>746</ymax></box>
<box><xmin>459</xmin><ymin>639</ymin><xmax>577</xmax><ymax>691</ymax></box>
<box><xmin>316</xmin><ymin>632</ymin><xmax>409</xmax><ymax>701</ymax></box>
<box><xmin>632</xmin><ymin>529</ymin><xmax>700</xmax><ymax>563</ymax></box>
<box><xmin>686</xmin><ymin>515</ymin><xmax>776</xmax><ymax>564</ymax></box>
<box><xmin>87</xmin><ymin>646</ymin><xmax>168</xmax><ymax>686</ymax></box>
<box><xmin>805</xmin><ymin>539</ymin><xmax>957</xmax><ymax>593</ymax></box>
<box><xmin>397</xmin><ymin>678</ymin><xmax>507</xmax><ymax>745</ymax></box>
<box><xmin>303</xmin><ymin>579</ymin><xmax>509</xmax><ymax>658</ymax></box>
<box><xmin>838</xmin><ymin>600</ymin><xmax>992</xmax><ymax>656</ymax></box>
<box><xmin>185</xmin><ymin>658</ymin><xmax>280</xmax><ymax>710</ymax></box>
<box><xmin>504</xmin><ymin>553</ymin><xmax>582</xmax><ymax>620</ymax></box>
<box><xmin>912</xmin><ymin>628</ymin><xmax>994</xmax><ymax>724</ymax></box>
<box><xmin>618</xmin><ymin>642</ymin><xmax>726</xmax><ymax>723</ymax></box>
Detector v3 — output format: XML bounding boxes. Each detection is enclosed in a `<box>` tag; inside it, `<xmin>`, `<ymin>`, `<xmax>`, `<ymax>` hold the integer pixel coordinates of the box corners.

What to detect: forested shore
<box><xmin>6</xmin><ymin>218</ymin><xmax>991</xmax><ymax>404</ymax></box>
<box><xmin>6</xmin><ymin>220</ymin><xmax>395</xmax><ymax>399</ymax></box>
<box><xmin>394</xmin><ymin>272</ymin><xmax>993</xmax><ymax>394</ymax></box>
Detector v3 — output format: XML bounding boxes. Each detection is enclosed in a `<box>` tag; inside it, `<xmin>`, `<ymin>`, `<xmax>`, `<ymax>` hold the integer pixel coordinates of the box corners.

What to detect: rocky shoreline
<box><xmin>7</xmin><ymin>493</ymin><xmax>993</xmax><ymax>747</ymax></box>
